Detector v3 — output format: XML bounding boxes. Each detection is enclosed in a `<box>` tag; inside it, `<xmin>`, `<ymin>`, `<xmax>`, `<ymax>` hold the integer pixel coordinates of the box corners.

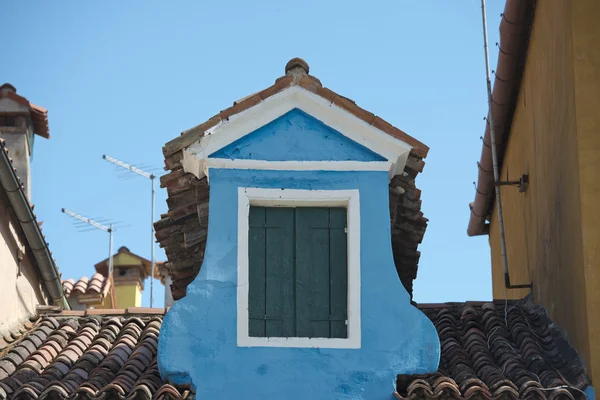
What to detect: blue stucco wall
<box><xmin>209</xmin><ymin>108</ymin><xmax>386</xmax><ymax>162</ymax></box>
<box><xmin>158</xmin><ymin>169</ymin><xmax>440</xmax><ymax>399</ymax></box>
<box><xmin>159</xmin><ymin>112</ymin><xmax>439</xmax><ymax>399</ymax></box>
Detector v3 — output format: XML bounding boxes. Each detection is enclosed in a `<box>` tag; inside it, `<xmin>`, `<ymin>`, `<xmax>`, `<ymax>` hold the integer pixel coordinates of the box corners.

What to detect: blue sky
<box><xmin>1</xmin><ymin>1</ymin><xmax>504</xmax><ymax>306</ymax></box>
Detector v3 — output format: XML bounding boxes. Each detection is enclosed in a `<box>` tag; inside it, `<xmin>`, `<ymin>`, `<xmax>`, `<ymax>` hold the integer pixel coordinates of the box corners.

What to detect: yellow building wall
<box><xmin>488</xmin><ymin>0</ymin><xmax>600</xmax><ymax>384</ymax></box>
<box><xmin>571</xmin><ymin>0</ymin><xmax>600</xmax><ymax>385</ymax></box>
<box><xmin>115</xmin><ymin>284</ymin><xmax>142</xmax><ymax>308</ymax></box>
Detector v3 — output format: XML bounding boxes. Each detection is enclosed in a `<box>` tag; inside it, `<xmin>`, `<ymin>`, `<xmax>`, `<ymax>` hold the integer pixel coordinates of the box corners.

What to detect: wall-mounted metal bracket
<box><xmin>505</xmin><ymin>272</ymin><xmax>533</xmax><ymax>290</ymax></box>
<box><xmin>496</xmin><ymin>173</ymin><xmax>529</xmax><ymax>193</ymax></box>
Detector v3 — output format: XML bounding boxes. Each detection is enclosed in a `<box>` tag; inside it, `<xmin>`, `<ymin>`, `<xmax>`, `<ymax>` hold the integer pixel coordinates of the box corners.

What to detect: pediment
<box><xmin>182</xmin><ymin>87</ymin><xmax>413</xmax><ymax>180</ymax></box>
<box><xmin>209</xmin><ymin>108</ymin><xmax>386</xmax><ymax>162</ymax></box>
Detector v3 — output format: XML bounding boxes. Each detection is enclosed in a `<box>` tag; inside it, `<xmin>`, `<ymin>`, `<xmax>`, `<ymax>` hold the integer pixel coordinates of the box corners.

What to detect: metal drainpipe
<box><xmin>480</xmin><ymin>0</ymin><xmax>532</xmax><ymax>291</ymax></box>
<box><xmin>0</xmin><ymin>139</ymin><xmax>70</xmax><ymax>308</ymax></box>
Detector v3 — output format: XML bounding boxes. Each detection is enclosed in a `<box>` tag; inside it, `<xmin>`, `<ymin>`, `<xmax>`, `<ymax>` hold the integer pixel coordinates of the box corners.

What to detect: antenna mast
<box><xmin>61</xmin><ymin>208</ymin><xmax>117</xmax><ymax>306</ymax></box>
<box><xmin>102</xmin><ymin>154</ymin><xmax>157</xmax><ymax>307</ymax></box>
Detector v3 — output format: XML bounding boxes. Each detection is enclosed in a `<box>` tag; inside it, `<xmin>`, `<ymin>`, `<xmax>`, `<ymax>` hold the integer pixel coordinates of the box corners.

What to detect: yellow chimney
<box><xmin>94</xmin><ymin>246</ymin><xmax>158</xmax><ymax>308</ymax></box>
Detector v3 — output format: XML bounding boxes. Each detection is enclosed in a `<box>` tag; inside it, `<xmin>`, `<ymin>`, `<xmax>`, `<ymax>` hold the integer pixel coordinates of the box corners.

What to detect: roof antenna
<box><xmin>480</xmin><ymin>0</ymin><xmax>532</xmax><ymax>291</ymax></box>
<box><xmin>62</xmin><ymin>208</ymin><xmax>118</xmax><ymax>307</ymax></box>
<box><xmin>102</xmin><ymin>154</ymin><xmax>157</xmax><ymax>307</ymax></box>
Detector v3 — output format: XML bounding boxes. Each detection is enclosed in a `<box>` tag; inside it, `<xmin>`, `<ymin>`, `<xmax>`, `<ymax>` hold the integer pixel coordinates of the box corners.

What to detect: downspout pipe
<box><xmin>0</xmin><ymin>138</ymin><xmax>69</xmax><ymax>309</ymax></box>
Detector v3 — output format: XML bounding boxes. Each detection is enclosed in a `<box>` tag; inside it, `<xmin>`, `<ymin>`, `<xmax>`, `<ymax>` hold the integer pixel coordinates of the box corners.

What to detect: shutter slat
<box><xmin>265</xmin><ymin>208</ymin><xmax>295</xmax><ymax>337</ymax></box>
<box><xmin>296</xmin><ymin>208</ymin><xmax>334</xmax><ymax>338</ymax></box>
<box><xmin>248</xmin><ymin>207</ymin><xmax>267</xmax><ymax>337</ymax></box>
<box><xmin>329</xmin><ymin>208</ymin><xmax>348</xmax><ymax>338</ymax></box>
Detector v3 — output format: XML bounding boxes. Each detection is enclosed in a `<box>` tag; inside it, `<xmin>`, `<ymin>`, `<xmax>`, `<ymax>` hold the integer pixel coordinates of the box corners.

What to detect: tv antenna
<box><xmin>102</xmin><ymin>154</ymin><xmax>157</xmax><ymax>307</ymax></box>
<box><xmin>61</xmin><ymin>208</ymin><xmax>117</xmax><ymax>307</ymax></box>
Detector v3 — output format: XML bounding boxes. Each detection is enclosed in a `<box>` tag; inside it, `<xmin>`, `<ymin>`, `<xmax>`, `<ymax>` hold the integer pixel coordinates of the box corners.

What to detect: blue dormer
<box><xmin>158</xmin><ymin>58</ymin><xmax>440</xmax><ymax>399</ymax></box>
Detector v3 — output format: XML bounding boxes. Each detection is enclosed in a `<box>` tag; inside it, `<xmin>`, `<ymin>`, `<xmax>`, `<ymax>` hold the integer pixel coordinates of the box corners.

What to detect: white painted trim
<box><xmin>237</xmin><ymin>188</ymin><xmax>361</xmax><ymax>349</ymax></box>
<box><xmin>205</xmin><ymin>159</ymin><xmax>391</xmax><ymax>176</ymax></box>
<box><xmin>183</xmin><ymin>86</ymin><xmax>412</xmax><ymax>181</ymax></box>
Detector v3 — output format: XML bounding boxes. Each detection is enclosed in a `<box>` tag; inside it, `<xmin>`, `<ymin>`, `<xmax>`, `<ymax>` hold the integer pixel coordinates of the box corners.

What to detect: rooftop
<box><xmin>398</xmin><ymin>300</ymin><xmax>589</xmax><ymax>400</ymax></box>
<box><xmin>62</xmin><ymin>274</ymin><xmax>112</xmax><ymax>307</ymax></box>
<box><xmin>0</xmin><ymin>308</ymin><xmax>188</xmax><ymax>400</ymax></box>
<box><xmin>0</xmin><ymin>301</ymin><xmax>588</xmax><ymax>399</ymax></box>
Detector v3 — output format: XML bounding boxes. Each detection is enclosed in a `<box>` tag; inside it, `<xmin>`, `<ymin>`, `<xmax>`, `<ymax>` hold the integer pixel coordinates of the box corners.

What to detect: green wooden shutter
<box><xmin>248</xmin><ymin>207</ymin><xmax>295</xmax><ymax>337</ymax></box>
<box><xmin>248</xmin><ymin>206</ymin><xmax>348</xmax><ymax>339</ymax></box>
<box><xmin>327</xmin><ymin>208</ymin><xmax>348</xmax><ymax>339</ymax></box>
<box><xmin>295</xmin><ymin>207</ymin><xmax>347</xmax><ymax>339</ymax></box>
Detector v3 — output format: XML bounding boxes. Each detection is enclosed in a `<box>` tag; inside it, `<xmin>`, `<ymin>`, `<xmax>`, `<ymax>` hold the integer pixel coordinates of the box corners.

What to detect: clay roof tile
<box><xmin>397</xmin><ymin>300</ymin><xmax>590</xmax><ymax>399</ymax></box>
<box><xmin>0</xmin><ymin>313</ymin><xmax>189</xmax><ymax>399</ymax></box>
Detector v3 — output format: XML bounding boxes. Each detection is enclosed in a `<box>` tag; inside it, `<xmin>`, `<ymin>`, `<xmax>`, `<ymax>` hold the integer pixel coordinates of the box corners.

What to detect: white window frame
<box><xmin>237</xmin><ymin>187</ymin><xmax>361</xmax><ymax>349</ymax></box>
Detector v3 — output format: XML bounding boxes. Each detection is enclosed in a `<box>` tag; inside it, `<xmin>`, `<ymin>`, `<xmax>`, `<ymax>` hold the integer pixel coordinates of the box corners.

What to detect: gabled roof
<box><xmin>162</xmin><ymin>58</ymin><xmax>429</xmax><ymax>163</ymax></box>
<box><xmin>0</xmin><ymin>83</ymin><xmax>50</xmax><ymax>139</ymax></box>
<box><xmin>155</xmin><ymin>58</ymin><xmax>429</xmax><ymax>301</ymax></box>
<box><xmin>0</xmin><ymin>309</ymin><xmax>189</xmax><ymax>400</ymax></box>
<box><xmin>397</xmin><ymin>300</ymin><xmax>590</xmax><ymax>400</ymax></box>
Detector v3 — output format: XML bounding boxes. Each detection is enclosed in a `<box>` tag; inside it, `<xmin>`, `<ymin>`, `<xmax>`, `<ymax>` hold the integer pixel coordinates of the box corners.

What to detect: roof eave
<box><xmin>0</xmin><ymin>139</ymin><xmax>68</xmax><ymax>308</ymax></box>
<box><xmin>1</xmin><ymin>89</ymin><xmax>50</xmax><ymax>139</ymax></box>
<box><xmin>162</xmin><ymin>73</ymin><xmax>429</xmax><ymax>162</ymax></box>
<box><xmin>467</xmin><ymin>0</ymin><xmax>536</xmax><ymax>236</ymax></box>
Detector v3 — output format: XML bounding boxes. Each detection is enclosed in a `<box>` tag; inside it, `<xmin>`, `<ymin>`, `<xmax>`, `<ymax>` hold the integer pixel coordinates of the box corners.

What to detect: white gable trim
<box><xmin>182</xmin><ymin>86</ymin><xmax>412</xmax><ymax>181</ymax></box>
<box><xmin>200</xmin><ymin>159</ymin><xmax>392</xmax><ymax>180</ymax></box>
<box><xmin>237</xmin><ymin>188</ymin><xmax>361</xmax><ymax>349</ymax></box>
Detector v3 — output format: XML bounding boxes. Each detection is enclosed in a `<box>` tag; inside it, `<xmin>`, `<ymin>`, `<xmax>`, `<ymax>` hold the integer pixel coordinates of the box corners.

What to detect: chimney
<box><xmin>0</xmin><ymin>84</ymin><xmax>50</xmax><ymax>199</ymax></box>
<box><xmin>94</xmin><ymin>246</ymin><xmax>167</xmax><ymax>308</ymax></box>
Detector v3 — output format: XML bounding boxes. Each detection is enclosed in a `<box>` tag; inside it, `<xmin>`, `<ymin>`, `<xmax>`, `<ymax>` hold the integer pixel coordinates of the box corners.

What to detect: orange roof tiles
<box><xmin>62</xmin><ymin>274</ymin><xmax>110</xmax><ymax>300</ymax></box>
<box><xmin>0</xmin><ymin>313</ymin><xmax>189</xmax><ymax>399</ymax></box>
<box><xmin>0</xmin><ymin>83</ymin><xmax>50</xmax><ymax>139</ymax></box>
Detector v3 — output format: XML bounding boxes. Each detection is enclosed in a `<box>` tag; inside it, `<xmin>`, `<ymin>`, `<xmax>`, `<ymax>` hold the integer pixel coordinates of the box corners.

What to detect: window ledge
<box><xmin>239</xmin><ymin>336</ymin><xmax>360</xmax><ymax>349</ymax></box>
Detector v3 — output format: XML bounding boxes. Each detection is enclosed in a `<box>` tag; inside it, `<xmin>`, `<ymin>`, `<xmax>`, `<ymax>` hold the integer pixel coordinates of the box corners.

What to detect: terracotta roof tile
<box><xmin>396</xmin><ymin>300</ymin><xmax>590</xmax><ymax>400</ymax></box>
<box><xmin>62</xmin><ymin>274</ymin><xmax>111</xmax><ymax>304</ymax></box>
<box><xmin>0</xmin><ymin>83</ymin><xmax>50</xmax><ymax>139</ymax></box>
<box><xmin>0</xmin><ymin>313</ymin><xmax>190</xmax><ymax>400</ymax></box>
